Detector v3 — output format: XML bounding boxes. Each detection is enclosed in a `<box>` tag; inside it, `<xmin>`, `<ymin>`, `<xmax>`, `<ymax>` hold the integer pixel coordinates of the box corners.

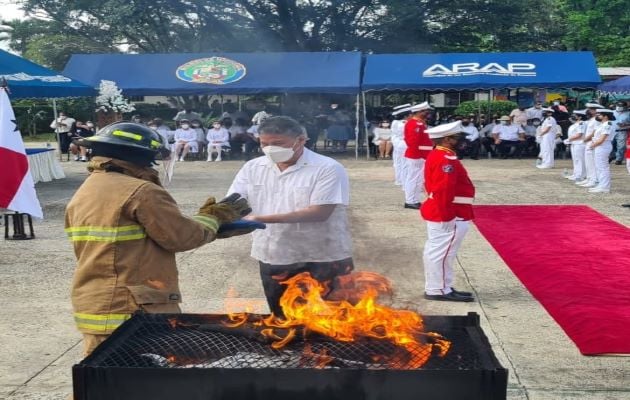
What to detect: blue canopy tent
<box><xmin>0</xmin><ymin>49</ymin><xmax>96</xmax><ymax>161</ymax></box>
<box><xmin>0</xmin><ymin>49</ymin><xmax>95</xmax><ymax>98</ymax></box>
<box><xmin>64</xmin><ymin>51</ymin><xmax>363</xmax><ymax>156</ymax></box>
<box><xmin>63</xmin><ymin>51</ymin><xmax>362</xmax><ymax>95</ymax></box>
<box><xmin>360</xmin><ymin>51</ymin><xmax>601</xmax><ymax>159</ymax></box>
<box><xmin>362</xmin><ymin>51</ymin><xmax>601</xmax><ymax>91</ymax></box>
<box><xmin>598</xmin><ymin>76</ymin><xmax>630</xmax><ymax>95</ymax></box>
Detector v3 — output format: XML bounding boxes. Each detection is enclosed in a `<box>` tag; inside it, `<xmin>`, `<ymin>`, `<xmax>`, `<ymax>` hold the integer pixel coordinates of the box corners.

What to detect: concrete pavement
<box><xmin>1</xmin><ymin>153</ymin><xmax>629</xmax><ymax>399</ymax></box>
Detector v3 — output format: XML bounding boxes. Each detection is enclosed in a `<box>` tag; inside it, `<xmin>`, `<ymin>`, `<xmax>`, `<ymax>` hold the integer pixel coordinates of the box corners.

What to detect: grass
<box><xmin>22</xmin><ymin>132</ymin><xmax>57</xmax><ymax>142</ymax></box>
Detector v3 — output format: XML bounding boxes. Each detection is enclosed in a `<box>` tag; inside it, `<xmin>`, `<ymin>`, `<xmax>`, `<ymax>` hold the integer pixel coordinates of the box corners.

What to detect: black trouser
<box><xmin>258</xmin><ymin>258</ymin><xmax>354</xmax><ymax>317</ymax></box>
<box><xmin>497</xmin><ymin>140</ymin><xmax>523</xmax><ymax>158</ymax></box>
<box><xmin>481</xmin><ymin>137</ymin><xmax>495</xmax><ymax>156</ymax></box>
<box><xmin>58</xmin><ymin>132</ymin><xmax>72</xmax><ymax>153</ymax></box>
<box><xmin>460</xmin><ymin>139</ymin><xmax>480</xmax><ymax>159</ymax></box>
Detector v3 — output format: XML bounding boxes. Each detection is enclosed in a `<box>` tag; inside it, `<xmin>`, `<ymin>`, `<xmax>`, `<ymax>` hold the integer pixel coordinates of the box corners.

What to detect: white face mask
<box><xmin>382</xmin><ymin>123</ymin><xmax>390</xmax><ymax>128</ymax></box>
<box><xmin>553</xmin><ymin>101</ymin><xmax>560</xmax><ymax>106</ymax></box>
<box><xmin>87</xmin><ymin>123</ymin><xmax>94</xmax><ymax>128</ymax></box>
<box><xmin>181</xmin><ymin>124</ymin><xmax>190</xmax><ymax>129</ymax></box>
<box><xmin>616</xmin><ymin>106</ymin><xmax>625</xmax><ymax>112</ymax></box>
<box><xmin>262</xmin><ymin>139</ymin><xmax>300</xmax><ymax>163</ymax></box>
<box><xmin>500</xmin><ymin>121</ymin><xmax>508</xmax><ymax>125</ymax></box>
<box><xmin>213</xmin><ymin>124</ymin><xmax>221</xmax><ymax>129</ymax></box>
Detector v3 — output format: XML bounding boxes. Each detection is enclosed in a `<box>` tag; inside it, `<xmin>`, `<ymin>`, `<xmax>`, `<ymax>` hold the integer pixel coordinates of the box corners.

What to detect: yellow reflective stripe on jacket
<box><xmin>74</xmin><ymin>312</ymin><xmax>131</xmax><ymax>332</ymax></box>
<box><xmin>65</xmin><ymin>225</ymin><xmax>146</xmax><ymax>242</ymax></box>
<box><xmin>191</xmin><ymin>215</ymin><xmax>219</xmax><ymax>233</ymax></box>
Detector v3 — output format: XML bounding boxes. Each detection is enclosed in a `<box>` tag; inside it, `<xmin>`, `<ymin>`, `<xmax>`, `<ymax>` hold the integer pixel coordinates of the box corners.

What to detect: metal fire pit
<box><xmin>73</xmin><ymin>312</ymin><xmax>507</xmax><ymax>400</ymax></box>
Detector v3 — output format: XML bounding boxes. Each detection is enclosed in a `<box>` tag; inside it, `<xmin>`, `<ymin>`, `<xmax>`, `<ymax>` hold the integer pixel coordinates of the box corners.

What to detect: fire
<box><xmin>226</xmin><ymin>271</ymin><xmax>451</xmax><ymax>369</ymax></box>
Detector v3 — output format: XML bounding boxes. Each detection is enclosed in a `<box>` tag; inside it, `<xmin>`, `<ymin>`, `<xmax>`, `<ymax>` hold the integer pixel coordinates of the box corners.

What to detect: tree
<box><xmin>560</xmin><ymin>0</ymin><xmax>630</xmax><ymax>66</ymax></box>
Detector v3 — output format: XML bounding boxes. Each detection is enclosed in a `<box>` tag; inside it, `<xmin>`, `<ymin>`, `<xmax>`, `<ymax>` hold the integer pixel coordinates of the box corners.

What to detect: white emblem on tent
<box><xmin>422</xmin><ymin>63</ymin><xmax>536</xmax><ymax>78</ymax></box>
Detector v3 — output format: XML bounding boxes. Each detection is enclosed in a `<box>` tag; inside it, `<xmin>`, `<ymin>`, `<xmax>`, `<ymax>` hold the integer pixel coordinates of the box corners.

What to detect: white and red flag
<box><xmin>0</xmin><ymin>87</ymin><xmax>43</xmax><ymax>218</ymax></box>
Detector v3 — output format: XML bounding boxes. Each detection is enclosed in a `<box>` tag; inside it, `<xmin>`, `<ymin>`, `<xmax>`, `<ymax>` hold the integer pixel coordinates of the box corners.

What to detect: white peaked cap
<box><xmin>573</xmin><ymin>109</ymin><xmax>587</xmax><ymax>115</ymax></box>
<box><xmin>392</xmin><ymin>106</ymin><xmax>411</xmax><ymax>116</ymax></box>
<box><xmin>393</xmin><ymin>103</ymin><xmax>411</xmax><ymax>110</ymax></box>
<box><xmin>409</xmin><ymin>101</ymin><xmax>433</xmax><ymax>112</ymax></box>
<box><xmin>426</xmin><ymin>121</ymin><xmax>464</xmax><ymax>139</ymax></box>
<box><xmin>585</xmin><ymin>102</ymin><xmax>604</xmax><ymax>109</ymax></box>
<box><xmin>596</xmin><ymin>108</ymin><xmax>614</xmax><ymax>114</ymax></box>
<box><xmin>541</xmin><ymin>107</ymin><xmax>554</xmax><ymax>112</ymax></box>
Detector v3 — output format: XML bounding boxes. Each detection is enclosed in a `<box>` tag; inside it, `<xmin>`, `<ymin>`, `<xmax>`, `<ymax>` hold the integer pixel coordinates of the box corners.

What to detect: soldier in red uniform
<box><xmin>403</xmin><ymin>102</ymin><xmax>434</xmax><ymax>209</ymax></box>
<box><xmin>420</xmin><ymin>121</ymin><xmax>475</xmax><ymax>302</ymax></box>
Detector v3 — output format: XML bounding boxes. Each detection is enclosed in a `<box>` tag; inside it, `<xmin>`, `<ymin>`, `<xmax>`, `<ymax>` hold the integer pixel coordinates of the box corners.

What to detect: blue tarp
<box><xmin>63</xmin><ymin>52</ymin><xmax>362</xmax><ymax>95</ymax></box>
<box><xmin>0</xmin><ymin>50</ymin><xmax>95</xmax><ymax>98</ymax></box>
<box><xmin>362</xmin><ymin>51</ymin><xmax>601</xmax><ymax>91</ymax></box>
<box><xmin>598</xmin><ymin>76</ymin><xmax>630</xmax><ymax>95</ymax></box>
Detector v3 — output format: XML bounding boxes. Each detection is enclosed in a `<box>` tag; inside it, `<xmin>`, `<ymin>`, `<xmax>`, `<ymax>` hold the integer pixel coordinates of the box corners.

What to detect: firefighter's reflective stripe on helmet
<box><xmin>112</xmin><ymin>129</ymin><xmax>144</xmax><ymax>142</ymax></box>
<box><xmin>65</xmin><ymin>225</ymin><xmax>147</xmax><ymax>242</ymax></box>
<box><xmin>74</xmin><ymin>312</ymin><xmax>131</xmax><ymax>332</ymax></box>
<box><xmin>111</xmin><ymin>129</ymin><xmax>163</xmax><ymax>149</ymax></box>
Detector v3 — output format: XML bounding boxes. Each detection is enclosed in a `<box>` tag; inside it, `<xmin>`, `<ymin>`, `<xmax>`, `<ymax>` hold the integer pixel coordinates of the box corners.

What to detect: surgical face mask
<box><xmin>553</xmin><ymin>101</ymin><xmax>560</xmax><ymax>106</ymax></box>
<box><xmin>331</xmin><ymin>105</ymin><xmax>338</xmax><ymax>110</ymax></box>
<box><xmin>149</xmin><ymin>125</ymin><xmax>157</xmax><ymax>130</ymax></box>
<box><xmin>181</xmin><ymin>124</ymin><xmax>190</xmax><ymax>129</ymax></box>
<box><xmin>533</xmin><ymin>121</ymin><xmax>540</xmax><ymax>126</ymax></box>
<box><xmin>616</xmin><ymin>106</ymin><xmax>625</xmax><ymax>112</ymax></box>
<box><xmin>87</xmin><ymin>122</ymin><xmax>94</xmax><ymax>128</ymax></box>
<box><xmin>213</xmin><ymin>124</ymin><xmax>221</xmax><ymax>129</ymax></box>
<box><xmin>262</xmin><ymin>139</ymin><xmax>300</xmax><ymax>163</ymax></box>
<box><xmin>500</xmin><ymin>121</ymin><xmax>507</xmax><ymax>125</ymax></box>
<box><xmin>381</xmin><ymin>123</ymin><xmax>390</xmax><ymax>128</ymax></box>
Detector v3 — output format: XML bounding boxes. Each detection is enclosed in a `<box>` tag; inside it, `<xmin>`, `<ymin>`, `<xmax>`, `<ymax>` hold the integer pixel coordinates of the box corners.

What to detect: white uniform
<box><xmin>390</xmin><ymin>119</ymin><xmax>407</xmax><ymax>186</ymax></box>
<box><xmin>582</xmin><ymin>117</ymin><xmax>600</xmax><ymax>185</ymax></box>
<box><xmin>567</xmin><ymin>121</ymin><xmax>586</xmax><ymax>180</ymax></box>
<box><xmin>538</xmin><ymin>116</ymin><xmax>557</xmax><ymax>168</ymax></box>
<box><xmin>592</xmin><ymin>122</ymin><xmax>614</xmax><ymax>191</ymax></box>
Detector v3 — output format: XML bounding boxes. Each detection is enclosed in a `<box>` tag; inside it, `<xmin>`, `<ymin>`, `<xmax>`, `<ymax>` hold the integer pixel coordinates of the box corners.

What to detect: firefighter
<box><xmin>66</xmin><ymin>122</ymin><xmax>253</xmax><ymax>356</ymax></box>
<box><xmin>420</xmin><ymin>121</ymin><xmax>475</xmax><ymax>302</ymax></box>
<box><xmin>403</xmin><ymin>102</ymin><xmax>434</xmax><ymax>209</ymax></box>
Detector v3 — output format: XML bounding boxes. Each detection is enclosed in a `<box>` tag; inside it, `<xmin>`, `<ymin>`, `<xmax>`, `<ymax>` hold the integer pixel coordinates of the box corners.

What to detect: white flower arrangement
<box><xmin>95</xmin><ymin>80</ymin><xmax>135</xmax><ymax>113</ymax></box>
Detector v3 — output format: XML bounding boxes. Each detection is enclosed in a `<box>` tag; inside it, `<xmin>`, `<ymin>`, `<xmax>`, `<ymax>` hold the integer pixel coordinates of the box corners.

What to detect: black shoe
<box><xmin>450</xmin><ymin>287</ymin><xmax>473</xmax><ymax>297</ymax></box>
<box><xmin>404</xmin><ymin>202</ymin><xmax>421</xmax><ymax>209</ymax></box>
<box><xmin>622</xmin><ymin>204</ymin><xmax>630</xmax><ymax>208</ymax></box>
<box><xmin>424</xmin><ymin>292</ymin><xmax>474</xmax><ymax>302</ymax></box>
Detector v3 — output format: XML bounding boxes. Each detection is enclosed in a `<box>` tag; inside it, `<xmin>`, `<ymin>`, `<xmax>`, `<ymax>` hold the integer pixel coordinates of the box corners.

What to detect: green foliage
<box><xmin>560</xmin><ymin>0</ymin><xmax>630</xmax><ymax>66</ymax></box>
<box><xmin>454</xmin><ymin>101</ymin><xmax>518</xmax><ymax>117</ymax></box>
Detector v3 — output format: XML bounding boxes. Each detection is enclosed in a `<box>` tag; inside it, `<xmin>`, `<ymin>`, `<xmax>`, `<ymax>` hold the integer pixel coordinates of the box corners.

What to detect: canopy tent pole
<box><xmin>362</xmin><ymin>91</ymin><xmax>369</xmax><ymax>160</ymax></box>
<box><xmin>51</xmin><ymin>98</ymin><xmax>61</xmax><ymax>161</ymax></box>
<box><xmin>355</xmin><ymin>93</ymin><xmax>360</xmax><ymax>160</ymax></box>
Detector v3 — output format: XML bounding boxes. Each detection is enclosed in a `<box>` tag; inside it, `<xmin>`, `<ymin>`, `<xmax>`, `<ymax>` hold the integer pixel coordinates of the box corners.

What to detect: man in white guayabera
<box><xmin>227</xmin><ymin>116</ymin><xmax>353</xmax><ymax>317</ymax></box>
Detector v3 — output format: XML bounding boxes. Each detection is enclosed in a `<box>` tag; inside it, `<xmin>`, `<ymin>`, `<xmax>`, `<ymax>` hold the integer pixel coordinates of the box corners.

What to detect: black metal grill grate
<box><xmin>83</xmin><ymin>313</ymin><xmax>484</xmax><ymax>370</ymax></box>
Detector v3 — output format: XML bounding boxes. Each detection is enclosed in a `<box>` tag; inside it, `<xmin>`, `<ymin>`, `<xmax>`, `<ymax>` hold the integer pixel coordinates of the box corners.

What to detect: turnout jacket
<box><xmin>421</xmin><ymin>146</ymin><xmax>475</xmax><ymax>222</ymax></box>
<box><xmin>65</xmin><ymin>157</ymin><xmax>217</xmax><ymax>335</ymax></box>
<box><xmin>404</xmin><ymin>118</ymin><xmax>433</xmax><ymax>159</ymax></box>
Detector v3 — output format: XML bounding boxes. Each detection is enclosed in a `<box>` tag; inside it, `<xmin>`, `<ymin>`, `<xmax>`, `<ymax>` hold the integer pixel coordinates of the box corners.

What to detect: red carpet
<box><xmin>473</xmin><ymin>205</ymin><xmax>630</xmax><ymax>355</ymax></box>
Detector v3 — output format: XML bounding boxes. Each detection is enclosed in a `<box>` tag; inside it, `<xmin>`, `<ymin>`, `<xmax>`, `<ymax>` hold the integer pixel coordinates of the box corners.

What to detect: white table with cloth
<box><xmin>25</xmin><ymin>148</ymin><xmax>65</xmax><ymax>183</ymax></box>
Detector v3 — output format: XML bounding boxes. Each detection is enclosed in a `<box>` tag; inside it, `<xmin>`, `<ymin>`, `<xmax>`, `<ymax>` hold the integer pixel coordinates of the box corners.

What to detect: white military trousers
<box><xmin>539</xmin><ymin>133</ymin><xmax>555</xmax><ymax>168</ymax></box>
<box><xmin>584</xmin><ymin>146</ymin><xmax>596</xmax><ymax>184</ymax></box>
<box><xmin>570</xmin><ymin>143</ymin><xmax>586</xmax><ymax>180</ymax></box>
<box><xmin>392</xmin><ymin>139</ymin><xmax>407</xmax><ymax>186</ymax></box>
<box><xmin>403</xmin><ymin>158</ymin><xmax>425</xmax><ymax>204</ymax></box>
<box><xmin>423</xmin><ymin>220</ymin><xmax>469</xmax><ymax>295</ymax></box>
<box><xmin>594</xmin><ymin>143</ymin><xmax>613</xmax><ymax>190</ymax></box>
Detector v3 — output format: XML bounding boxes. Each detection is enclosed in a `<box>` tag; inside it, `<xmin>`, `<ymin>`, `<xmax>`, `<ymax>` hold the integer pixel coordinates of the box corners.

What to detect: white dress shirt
<box><xmin>492</xmin><ymin>124</ymin><xmax>523</xmax><ymax>141</ymax></box>
<box><xmin>462</xmin><ymin>124</ymin><xmax>479</xmax><ymax>142</ymax></box>
<box><xmin>228</xmin><ymin>148</ymin><xmax>352</xmax><ymax>265</ymax></box>
<box><xmin>567</xmin><ymin>122</ymin><xmax>586</xmax><ymax>144</ymax></box>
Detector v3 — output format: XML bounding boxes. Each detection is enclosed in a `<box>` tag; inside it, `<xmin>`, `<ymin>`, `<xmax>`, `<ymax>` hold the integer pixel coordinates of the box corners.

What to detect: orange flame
<box><xmin>227</xmin><ymin>271</ymin><xmax>450</xmax><ymax>369</ymax></box>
